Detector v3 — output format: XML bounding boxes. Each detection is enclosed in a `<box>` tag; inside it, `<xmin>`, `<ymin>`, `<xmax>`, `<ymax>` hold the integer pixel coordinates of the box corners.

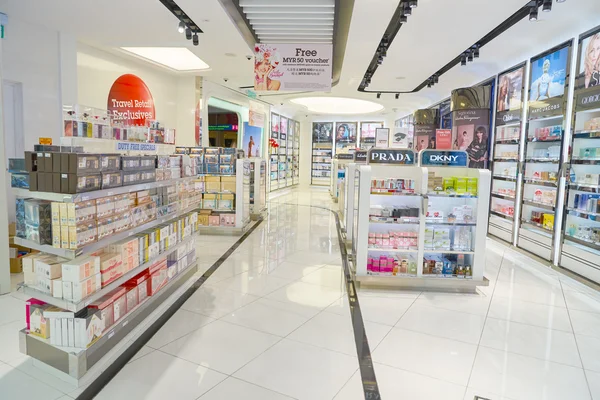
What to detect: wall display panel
<box><xmin>560</xmin><ymin>27</ymin><xmax>600</xmax><ymax>283</ymax></box>
<box><xmin>312</xmin><ymin>122</ymin><xmax>334</xmax><ymax>185</ymax></box>
<box><xmin>518</xmin><ymin>41</ymin><xmax>573</xmax><ymax>262</ymax></box>
<box><xmin>335</xmin><ymin>122</ymin><xmax>358</xmax><ymax>154</ymax></box>
<box><xmin>270</xmin><ymin>113</ymin><xmax>280</xmax><ymax>190</ymax></box>
<box><xmin>489</xmin><ymin>63</ymin><xmax>526</xmax><ymax>244</ymax></box>
<box><xmin>360</xmin><ymin>122</ymin><xmax>384</xmax><ymax>150</ymax></box>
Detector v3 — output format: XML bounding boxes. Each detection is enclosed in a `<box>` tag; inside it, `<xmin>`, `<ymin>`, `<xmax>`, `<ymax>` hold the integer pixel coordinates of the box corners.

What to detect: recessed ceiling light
<box><xmin>396</xmin><ymin>76</ymin><xmax>406</xmax><ymax>80</ymax></box>
<box><xmin>225</xmin><ymin>53</ymin><xmax>237</xmax><ymax>57</ymax></box>
<box><xmin>291</xmin><ymin>97</ymin><xmax>383</xmax><ymax>115</ymax></box>
<box><xmin>120</xmin><ymin>47</ymin><xmax>210</xmax><ymax>71</ymax></box>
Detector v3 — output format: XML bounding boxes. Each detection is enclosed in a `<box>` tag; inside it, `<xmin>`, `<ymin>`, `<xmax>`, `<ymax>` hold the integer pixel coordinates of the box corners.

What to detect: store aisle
<box><xmin>3</xmin><ymin>187</ymin><xmax>600</xmax><ymax>400</ymax></box>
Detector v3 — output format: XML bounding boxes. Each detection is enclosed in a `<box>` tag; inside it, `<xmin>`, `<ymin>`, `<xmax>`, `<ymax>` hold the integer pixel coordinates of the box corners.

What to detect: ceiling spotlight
<box><xmin>427</xmin><ymin>81</ymin><xmax>432</xmax><ymax>88</ymax></box>
<box><xmin>473</xmin><ymin>45</ymin><xmax>480</xmax><ymax>58</ymax></box>
<box><xmin>542</xmin><ymin>0</ymin><xmax>552</xmax><ymax>11</ymax></box>
<box><xmin>400</xmin><ymin>14</ymin><xmax>408</xmax><ymax>23</ymax></box>
<box><xmin>461</xmin><ymin>54</ymin><xmax>467</xmax><ymax>66</ymax></box>
<box><xmin>395</xmin><ymin>93</ymin><xmax>400</xmax><ymax>99</ymax></box>
<box><xmin>185</xmin><ymin>27</ymin><xmax>192</xmax><ymax>40</ymax></box>
<box><xmin>377</xmin><ymin>92</ymin><xmax>381</xmax><ymax>99</ymax></box>
<box><xmin>377</xmin><ymin>56</ymin><xmax>384</xmax><ymax>65</ymax></box>
<box><xmin>467</xmin><ymin>50</ymin><xmax>473</xmax><ymax>62</ymax></box>
<box><xmin>433</xmin><ymin>74</ymin><xmax>439</xmax><ymax>83</ymax></box>
<box><xmin>529</xmin><ymin>6</ymin><xmax>538</xmax><ymax>21</ymax></box>
<box><xmin>193</xmin><ymin>33</ymin><xmax>199</xmax><ymax>46</ymax></box>
<box><xmin>556</xmin><ymin>0</ymin><xmax>566</xmax><ymax>2</ymax></box>
<box><xmin>178</xmin><ymin>22</ymin><xmax>185</xmax><ymax>33</ymax></box>
<box><xmin>409</xmin><ymin>0</ymin><xmax>418</xmax><ymax>8</ymax></box>
<box><xmin>403</xmin><ymin>4</ymin><xmax>412</xmax><ymax>15</ymax></box>
<box><xmin>379</xmin><ymin>46</ymin><xmax>387</xmax><ymax>57</ymax></box>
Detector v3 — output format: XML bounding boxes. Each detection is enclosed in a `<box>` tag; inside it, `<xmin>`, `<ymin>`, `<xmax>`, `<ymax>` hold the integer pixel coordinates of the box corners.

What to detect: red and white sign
<box><xmin>107</xmin><ymin>74</ymin><xmax>155</xmax><ymax>125</ymax></box>
<box><xmin>435</xmin><ymin>129</ymin><xmax>452</xmax><ymax>149</ymax></box>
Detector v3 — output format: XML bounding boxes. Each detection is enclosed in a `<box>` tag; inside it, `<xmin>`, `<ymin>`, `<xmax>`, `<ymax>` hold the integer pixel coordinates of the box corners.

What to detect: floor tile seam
<box><xmin>125</xmin><ymin>348</ymin><xmax>156</xmax><ymax>364</ymax></box>
<box><xmin>154</xmin><ymin>347</ymin><xmax>234</xmax><ymax>377</ymax></box>
<box><xmin>279</xmin><ymin>295</ymin><xmax>346</xmax><ymax>340</ymax></box>
<box><xmin>559</xmin><ymin>279</ymin><xmax>596</xmax><ymax>399</ymax></box>
<box><xmin>495</xmin><ymin>276</ymin><xmax>563</xmax><ymax>290</ymax></box>
<box><xmin>331</xmin><ymin>367</ymin><xmax>360</xmax><ymax>400</ymax></box>
<box><xmin>280</xmin><ymin>335</ymin><xmax>361</xmax><ymax>359</ymax></box>
<box><xmin>226</xmin><ymin>336</ymin><xmax>286</xmax><ymax>379</ymax></box>
<box><xmin>227</xmin><ymin>294</ymin><xmax>323</xmax><ymax>320</ymax></box>
<box><xmin>482</xmin><ymin>314</ymin><xmax>574</xmax><ymax>333</ymax></box>
<box><xmin>475</xmin><ymin>342</ymin><xmax>584</xmax><ymax>369</ymax></box>
<box><xmin>295</xmin><ymin>279</ymin><xmax>348</xmax><ymax>292</ymax></box>
<box><xmin>6</xmin><ymin>362</ymin><xmax>72</xmax><ymax>396</ymax></box>
<box><xmin>0</xmin><ymin>317</ymin><xmax>23</xmax><ymax>328</ymax></box>
<box><xmin>465</xmin><ymin>249</ymin><xmax>505</xmax><ymax>395</ymax></box>
<box><xmin>483</xmin><ymin>314</ymin><xmax>576</xmax><ymax>334</ymax></box>
<box><xmin>206</xmin><ymin>278</ymin><xmax>292</xmax><ymax>298</ymax></box>
<box><xmin>149</xmin><ymin>317</ymin><xmax>219</xmax><ymax>351</ymax></box>
<box><xmin>197</xmin><ymin>376</ymin><xmax>301</xmax><ymax>400</ymax></box>
<box><xmin>490</xmin><ymin>292</ymin><xmax>568</xmax><ymax>308</ymax></box>
<box><xmin>372</xmin><ymin>358</ymin><xmax>470</xmax><ymax>388</ymax></box>
<box><xmin>406</xmin><ymin>299</ymin><xmax>492</xmax><ymax>318</ymax></box>
<box><xmin>389</xmin><ymin>325</ymin><xmax>482</xmax><ymax>346</ymax></box>
<box><xmin>369</xmin><ymin>295</ymin><xmax>420</xmax><ymax>353</ymax></box>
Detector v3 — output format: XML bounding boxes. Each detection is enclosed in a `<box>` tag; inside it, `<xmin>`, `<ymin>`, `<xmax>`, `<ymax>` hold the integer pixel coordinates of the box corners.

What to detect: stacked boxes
<box><xmin>25</xmin><ymin>200</ymin><xmax>53</xmax><ymax>245</ymax></box>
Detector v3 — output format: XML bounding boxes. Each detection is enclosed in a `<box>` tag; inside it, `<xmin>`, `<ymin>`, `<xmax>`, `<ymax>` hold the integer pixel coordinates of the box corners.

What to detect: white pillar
<box><xmin>0</xmin><ymin>34</ymin><xmax>12</xmax><ymax>294</ymax></box>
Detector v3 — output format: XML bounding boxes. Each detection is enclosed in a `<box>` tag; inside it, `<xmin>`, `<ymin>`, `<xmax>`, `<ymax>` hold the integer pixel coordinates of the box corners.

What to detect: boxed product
<box><xmin>139</xmin><ymin>156</ymin><xmax>156</xmax><ymax>170</ymax></box>
<box><xmin>61</xmin><ymin>153</ymin><xmax>101</xmax><ymax>174</ymax></box>
<box><xmin>60</xmin><ymin>173</ymin><xmax>101</xmax><ymax>194</ymax></box>
<box><xmin>218</xmin><ymin>194</ymin><xmax>235</xmax><ymax>210</ymax></box>
<box><xmin>124</xmin><ymin>286</ymin><xmax>139</xmax><ymax>313</ymax></box>
<box><xmin>203</xmin><ymin>194</ymin><xmax>217</xmax><ymax>209</ymax></box>
<box><xmin>124</xmin><ymin>270</ymin><xmax>150</xmax><ymax>304</ymax></box>
<box><xmin>74</xmin><ymin>308</ymin><xmax>104</xmax><ymax>348</ymax></box>
<box><xmin>61</xmin><ymin>255</ymin><xmax>101</xmax><ymax>282</ymax></box>
<box><xmin>99</xmin><ymin>253</ymin><xmax>123</xmax><ymax>286</ymax></box>
<box><xmin>221</xmin><ymin>176</ymin><xmax>236</xmax><ymax>193</ymax></box>
<box><xmin>209</xmin><ymin>215</ymin><xmax>220</xmax><ymax>226</ymax></box>
<box><xmin>34</xmin><ymin>257</ymin><xmax>63</xmax><ymax>279</ymax></box>
<box><xmin>67</xmin><ymin>200</ymin><xmax>96</xmax><ymax>226</ymax></box>
<box><xmin>112</xmin><ymin>290</ymin><xmax>127</xmax><ymax>323</ymax></box>
<box><xmin>29</xmin><ymin>304</ymin><xmax>51</xmax><ymax>339</ymax></box>
<box><xmin>63</xmin><ymin>272</ymin><xmax>101</xmax><ymax>302</ymax></box>
<box><xmin>543</xmin><ymin>213</ymin><xmax>555</xmax><ymax>230</ymax></box>
<box><xmin>148</xmin><ymin>260</ymin><xmax>168</xmax><ymax>296</ymax></box>
<box><xmin>68</xmin><ymin>221</ymin><xmax>97</xmax><ymax>249</ymax></box>
<box><xmin>100</xmin><ymin>155</ymin><xmax>121</xmax><ymax>172</ymax></box>
<box><xmin>121</xmin><ymin>156</ymin><xmax>141</xmax><ymax>171</ymax></box>
<box><xmin>205</xmin><ymin>176</ymin><xmax>221</xmax><ymax>192</ymax></box>
<box><xmin>101</xmin><ymin>171</ymin><xmax>123</xmax><ymax>189</ymax></box>
<box><xmin>122</xmin><ymin>171</ymin><xmax>141</xmax><ymax>186</ymax></box>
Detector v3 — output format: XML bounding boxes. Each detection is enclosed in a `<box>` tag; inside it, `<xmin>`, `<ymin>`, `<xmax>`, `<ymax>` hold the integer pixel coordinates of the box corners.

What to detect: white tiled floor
<box><xmin>1</xmin><ymin>186</ymin><xmax>600</xmax><ymax>399</ymax></box>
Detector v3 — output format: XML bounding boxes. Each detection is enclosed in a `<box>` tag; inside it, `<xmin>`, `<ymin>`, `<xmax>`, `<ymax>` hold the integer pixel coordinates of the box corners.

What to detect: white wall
<box><xmin>77</xmin><ymin>43</ymin><xmax>196</xmax><ymax>143</ymax></box>
<box><xmin>2</xmin><ymin>17</ymin><xmax>63</xmax><ymax>149</ymax></box>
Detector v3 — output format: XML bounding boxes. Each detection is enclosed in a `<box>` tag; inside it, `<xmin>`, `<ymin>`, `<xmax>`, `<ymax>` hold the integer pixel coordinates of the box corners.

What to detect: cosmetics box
<box><xmin>112</xmin><ymin>291</ymin><xmax>127</xmax><ymax>323</ymax></box>
<box><xmin>208</xmin><ymin>215</ymin><xmax>220</xmax><ymax>226</ymax></box>
<box><xmin>74</xmin><ymin>308</ymin><xmax>104</xmax><ymax>348</ymax></box>
<box><xmin>122</xmin><ymin>171</ymin><xmax>141</xmax><ymax>186</ymax></box>
<box><xmin>61</xmin><ymin>256</ymin><xmax>101</xmax><ymax>282</ymax></box>
<box><xmin>218</xmin><ymin>194</ymin><xmax>235</xmax><ymax>210</ymax></box>
<box><xmin>125</xmin><ymin>271</ymin><xmax>150</xmax><ymax>304</ymax></box>
<box><xmin>35</xmin><ymin>257</ymin><xmax>63</xmax><ymax>279</ymax></box>
<box><xmin>25</xmin><ymin>152</ymin><xmax>38</xmax><ymax>172</ymax></box>
<box><xmin>99</xmin><ymin>253</ymin><xmax>123</xmax><ymax>286</ymax></box>
<box><xmin>100</xmin><ymin>154</ymin><xmax>121</xmax><ymax>172</ymax></box>
<box><xmin>68</xmin><ymin>221</ymin><xmax>97</xmax><ymax>249</ymax></box>
<box><xmin>25</xmin><ymin>222</ymin><xmax>52</xmax><ymax>245</ymax></box>
<box><xmin>121</xmin><ymin>156</ymin><xmax>141</xmax><ymax>171</ymax></box>
<box><xmin>148</xmin><ymin>260</ymin><xmax>168</xmax><ymax>296</ymax></box>
<box><xmin>64</xmin><ymin>272</ymin><xmax>101</xmax><ymax>302</ymax></box>
<box><xmin>139</xmin><ymin>156</ymin><xmax>157</xmax><ymax>170</ymax></box>
<box><xmin>101</xmin><ymin>171</ymin><xmax>123</xmax><ymax>189</ymax></box>
<box><xmin>67</xmin><ymin>200</ymin><xmax>97</xmax><ymax>226</ymax></box>
<box><xmin>29</xmin><ymin>304</ymin><xmax>51</xmax><ymax>338</ymax></box>
<box><xmin>124</xmin><ymin>286</ymin><xmax>139</xmax><ymax>313</ymax></box>
<box><xmin>60</xmin><ymin>153</ymin><xmax>101</xmax><ymax>174</ymax></box>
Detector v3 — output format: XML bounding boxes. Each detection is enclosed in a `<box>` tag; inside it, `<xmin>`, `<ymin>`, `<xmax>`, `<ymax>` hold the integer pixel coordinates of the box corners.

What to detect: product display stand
<box><xmin>354</xmin><ymin>149</ymin><xmax>490</xmax><ymax>292</ymax></box>
<box><xmin>330</xmin><ymin>154</ymin><xmax>354</xmax><ymax>203</ymax></box>
<box><xmin>249</xmin><ymin>158</ymin><xmax>267</xmax><ymax>220</ymax></box>
<box><xmin>312</xmin><ymin>143</ymin><xmax>333</xmax><ymax>186</ymax></box>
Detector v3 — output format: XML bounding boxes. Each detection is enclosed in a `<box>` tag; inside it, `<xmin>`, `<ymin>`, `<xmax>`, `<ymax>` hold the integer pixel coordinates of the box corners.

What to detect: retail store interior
<box><xmin>1</xmin><ymin>0</ymin><xmax>600</xmax><ymax>399</ymax></box>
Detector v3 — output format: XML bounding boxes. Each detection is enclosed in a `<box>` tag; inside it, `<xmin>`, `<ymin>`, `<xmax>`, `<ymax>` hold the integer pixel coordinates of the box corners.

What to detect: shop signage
<box><xmin>529</xmin><ymin>97</ymin><xmax>564</xmax><ymax>118</ymax></box>
<box><xmin>375</xmin><ymin>128</ymin><xmax>389</xmax><ymax>147</ymax></box>
<box><xmin>354</xmin><ymin>150</ymin><xmax>368</xmax><ymax>163</ymax></box>
<box><xmin>496</xmin><ymin>109</ymin><xmax>522</xmax><ymax>126</ymax></box>
<box><xmin>107</xmin><ymin>74</ymin><xmax>155</xmax><ymax>125</ymax></box>
<box><xmin>361</xmin><ymin>137</ymin><xmax>376</xmax><ymax>144</ymax></box>
<box><xmin>421</xmin><ymin>150</ymin><xmax>468</xmax><ymax>167</ymax></box>
<box><xmin>368</xmin><ymin>149</ymin><xmax>415</xmax><ymax>165</ymax></box>
<box><xmin>575</xmin><ymin>86</ymin><xmax>600</xmax><ymax>112</ymax></box>
<box><xmin>209</xmin><ymin>124</ymin><xmax>238</xmax><ymax>131</ymax></box>
<box><xmin>254</xmin><ymin>43</ymin><xmax>333</xmax><ymax>92</ymax></box>
<box><xmin>336</xmin><ymin>154</ymin><xmax>354</xmax><ymax>160</ymax></box>
<box><xmin>435</xmin><ymin>129</ymin><xmax>452</xmax><ymax>149</ymax></box>
<box><xmin>116</xmin><ymin>142</ymin><xmax>157</xmax><ymax>152</ymax></box>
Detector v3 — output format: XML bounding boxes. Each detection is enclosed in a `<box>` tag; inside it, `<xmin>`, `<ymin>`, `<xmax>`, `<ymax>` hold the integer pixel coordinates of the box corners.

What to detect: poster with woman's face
<box><xmin>578</xmin><ymin>32</ymin><xmax>600</xmax><ymax>89</ymax></box>
<box><xmin>497</xmin><ymin>67</ymin><xmax>524</xmax><ymax>112</ymax></box>
<box><xmin>529</xmin><ymin>47</ymin><xmax>569</xmax><ymax>101</ymax></box>
<box><xmin>313</xmin><ymin>122</ymin><xmax>333</xmax><ymax>143</ymax></box>
<box><xmin>272</xmin><ymin>114</ymin><xmax>280</xmax><ymax>133</ymax></box>
<box><xmin>335</xmin><ymin>122</ymin><xmax>357</xmax><ymax>143</ymax></box>
<box><xmin>280</xmin><ymin>117</ymin><xmax>288</xmax><ymax>135</ymax></box>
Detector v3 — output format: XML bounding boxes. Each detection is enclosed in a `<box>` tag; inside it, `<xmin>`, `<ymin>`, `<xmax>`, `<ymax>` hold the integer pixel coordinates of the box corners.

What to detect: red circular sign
<box><xmin>107</xmin><ymin>74</ymin><xmax>155</xmax><ymax>126</ymax></box>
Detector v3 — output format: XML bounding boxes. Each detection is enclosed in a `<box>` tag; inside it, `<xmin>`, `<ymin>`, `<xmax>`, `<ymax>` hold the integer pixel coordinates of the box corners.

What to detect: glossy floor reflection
<box><xmin>1</xmin><ymin>186</ymin><xmax>600</xmax><ymax>399</ymax></box>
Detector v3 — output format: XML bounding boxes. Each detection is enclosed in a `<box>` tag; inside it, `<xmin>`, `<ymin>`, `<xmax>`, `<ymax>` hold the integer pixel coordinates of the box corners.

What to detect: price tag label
<box><xmin>108</xmin><ymin>330</ymin><xmax>115</xmax><ymax>339</ymax></box>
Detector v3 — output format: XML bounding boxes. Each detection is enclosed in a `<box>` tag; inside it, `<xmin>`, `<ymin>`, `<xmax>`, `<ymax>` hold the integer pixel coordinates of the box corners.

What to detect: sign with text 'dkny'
<box><xmin>368</xmin><ymin>148</ymin><xmax>415</xmax><ymax>165</ymax></box>
<box><xmin>420</xmin><ymin>150</ymin><xmax>468</xmax><ymax>167</ymax></box>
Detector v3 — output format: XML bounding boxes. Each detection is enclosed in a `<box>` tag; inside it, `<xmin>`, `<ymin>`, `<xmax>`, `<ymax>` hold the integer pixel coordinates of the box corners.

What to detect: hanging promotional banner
<box><xmin>420</xmin><ymin>150</ymin><xmax>468</xmax><ymax>167</ymax></box>
<box><xmin>249</xmin><ymin>100</ymin><xmax>265</xmax><ymax>128</ymax></box>
<box><xmin>194</xmin><ymin>99</ymin><xmax>202</xmax><ymax>146</ymax></box>
<box><xmin>435</xmin><ymin>129</ymin><xmax>452</xmax><ymax>149</ymax></box>
<box><xmin>392</xmin><ymin>118</ymin><xmax>409</xmax><ymax>148</ymax></box>
<box><xmin>375</xmin><ymin>128</ymin><xmax>389</xmax><ymax>147</ymax></box>
<box><xmin>575</xmin><ymin>28</ymin><xmax>600</xmax><ymax>112</ymax></box>
<box><xmin>368</xmin><ymin>149</ymin><xmax>415</xmax><ymax>165</ymax></box>
<box><xmin>254</xmin><ymin>43</ymin><xmax>333</xmax><ymax>92</ymax></box>
<box><xmin>107</xmin><ymin>74</ymin><xmax>155</xmax><ymax>125</ymax></box>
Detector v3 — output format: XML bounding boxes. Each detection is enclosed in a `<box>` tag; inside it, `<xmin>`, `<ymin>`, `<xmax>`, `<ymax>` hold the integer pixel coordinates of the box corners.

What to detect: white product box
<box><xmin>62</xmin><ymin>256</ymin><xmax>101</xmax><ymax>283</ymax></box>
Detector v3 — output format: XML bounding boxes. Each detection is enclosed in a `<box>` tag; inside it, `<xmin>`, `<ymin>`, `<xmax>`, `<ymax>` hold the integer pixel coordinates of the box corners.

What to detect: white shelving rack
<box><xmin>330</xmin><ymin>154</ymin><xmax>354</xmax><ymax>203</ymax></box>
<box><xmin>249</xmin><ymin>158</ymin><xmax>267</xmax><ymax>219</ymax></box>
<box><xmin>354</xmin><ymin>150</ymin><xmax>490</xmax><ymax>291</ymax></box>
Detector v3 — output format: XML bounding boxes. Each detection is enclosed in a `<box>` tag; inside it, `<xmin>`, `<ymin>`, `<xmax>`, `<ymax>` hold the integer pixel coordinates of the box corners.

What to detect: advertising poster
<box><xmin>375</xmin><ymin>128</ymin><xmax>389</xmax><ymax>147</ymax></box>
<box><xmin>335</xmin><ymin>122</ymin><xmax>357</xmax><ymax>143</ymax></box>
<box><xmin>451</xmin><ymin>109</ymin><xmax>490</xmax><ymax>168</ymax></box>
<box><xmin>243</xmin><ymin>122</ymin><xmax>263</xmax><ymax>158</ymax></box>
<box><xmin>435</xmin><ymin>129</ymin><xmax>452</xmax><ymax>149</ymax></box>
<box><xmin>280</xmin><ymin>116</ymin><xmax>288</xmax><ymax>140</ymax></box>
<box><xmin>360</xmin><ymin>122</ymin><xmax>383</xmax><ymax>145</ymax></box>
<box><xmin>578</xmin><ymin>31</ymin><xmax>600</xmax><ymax>90</ymax></box>
<box><xmin>414</xmin><ymin>124</ymin><xmax>436</xmax><ymax>151</ymax></box>
<box><xmin>271</xmin><ymin>113</ymin><xmax>280</xmax><ymax>139</ymax></box>
<box><xmin>313</xmin><ymin>122</ymin><xmax>333</xmax><ymax>143</ymax></box>
<box><xmin>254</xmin><ymin>43</ymin><xmax>333</xmax><ymax>92</ymax></box>
<box><xmin>107</xmin><ymin>74</ymin><xmax>155</xmax><ymax>126</ymax></box>
<box><xmin>530</xmin><ymin>47</ymin><xmax>569</xmax><ymax>101</ymax></box>
<box><xmin>392</xmin><ymin>118</ymin><xmax>410</xmax><ymax>148</ymax></box>
<box><xmin>194</xmin><ymin>99</ymin><xmax>202</xmax><ymax>146</ymax></box>
<box><xmin>497</xmin><ymin>67</ymin><xmax>524</xmax><ymax>112</ymax></box>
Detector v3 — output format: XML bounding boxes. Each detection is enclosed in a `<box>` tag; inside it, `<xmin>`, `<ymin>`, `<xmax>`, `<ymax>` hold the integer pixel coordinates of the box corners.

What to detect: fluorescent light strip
<box><xmin>120</xmin><ymin>47</ymin><xmax>209</xmax><ymax>71</ymax></box>
<box><xmin>240</xmin><ymin>0</ymin><xmax>334</xmax><ymax>6</ymax></box>
<box><xmin>256</xmin><ymin>30</ymin><xmax>334</xmax><ymax>35</ymax></box>
<box><xmin>243</xmin><ymin>6</ymin><xmax>334</xmax><ymax>13</ymax></box>
<box><xmin>246</xmin><ymin>13</ymin><xmax>334</xmax><ymax>19</ymax></box>
<box><xmin>255</xmin><ymin>26</ymin><xmax>334</xmax><ymax>31</ymax></box>
<box><xmin>251</xmin><ymin>19</ymin><xmax>333</xmax><ymax>25</ymax></box>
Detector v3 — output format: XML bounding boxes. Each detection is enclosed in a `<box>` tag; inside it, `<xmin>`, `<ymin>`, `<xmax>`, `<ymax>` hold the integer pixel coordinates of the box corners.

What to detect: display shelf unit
<box><xmin>330</xmin><ymin>155</ymin><xmax>354</xmax><ymax>203</ymax></box>
<box><xmin>311</xmin><ymin>146</ymin><xmax>333</xmax><ymax>185</ymax></box>
<box><xmin>354</xmin><ymin>162</ymin><xmax>490</xmax><ymax>291</ymax></box>
<box><xmin>19</xmin><ymin>261</ymin><xmax>198</xmax><ymax>380</ymax></box>
<box><xmin>249</xmin><ymin>158</ymin><xmax>267</xmax><ymax>219</ymax></box>
<box><xmin>13</xmin><ymin>201</ymin><xmax>201</xmax><ymax>259</ymax></box>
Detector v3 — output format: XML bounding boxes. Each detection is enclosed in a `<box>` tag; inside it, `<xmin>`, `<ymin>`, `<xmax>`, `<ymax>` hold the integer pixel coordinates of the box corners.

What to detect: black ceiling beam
<box><xmin>159</xmin><ymin>0</ymin><xmax>204</xmax><ymax>34</ymax></box>
<box><xmin>360</xmin><ymin>1</ymin><xmax>540</xmax><ymax>95</ymax></box>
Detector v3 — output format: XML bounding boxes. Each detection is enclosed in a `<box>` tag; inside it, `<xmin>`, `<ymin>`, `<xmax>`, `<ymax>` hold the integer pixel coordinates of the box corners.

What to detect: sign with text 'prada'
<box><xmin>367</xmin><ymin>149</ymin><xmax>415</xmax><ymax>165</ymax></box>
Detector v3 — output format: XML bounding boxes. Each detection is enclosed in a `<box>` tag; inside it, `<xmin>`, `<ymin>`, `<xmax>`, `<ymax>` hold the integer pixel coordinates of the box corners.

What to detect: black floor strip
<box><xmin>276</xmin><ymin>202</ymin><xmax>382</xmax><ymax>400</ymax></box>
<box><xmin>76</xmin><ymin>219</ymin><xmax>263</xmax><ymax>400</ymax></box>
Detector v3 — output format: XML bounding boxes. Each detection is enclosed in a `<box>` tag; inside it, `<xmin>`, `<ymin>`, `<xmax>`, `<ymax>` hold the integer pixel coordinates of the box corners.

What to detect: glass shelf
<box><xmin>523</xmin><ymin>199</ymin><xmax>556</xmax><ymax>211</ymax></box>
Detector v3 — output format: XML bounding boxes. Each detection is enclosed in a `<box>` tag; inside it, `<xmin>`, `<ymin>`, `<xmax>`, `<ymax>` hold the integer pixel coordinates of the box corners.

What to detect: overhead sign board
<box><xmin>420</xmin><ymin>150</ymin><xmax>468</xmax><ymax>167</ymax></box>
<box><xmin>368</xmin><ymin>149</ymin><xmax>415</xmax><ymax>165</ymax></box>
